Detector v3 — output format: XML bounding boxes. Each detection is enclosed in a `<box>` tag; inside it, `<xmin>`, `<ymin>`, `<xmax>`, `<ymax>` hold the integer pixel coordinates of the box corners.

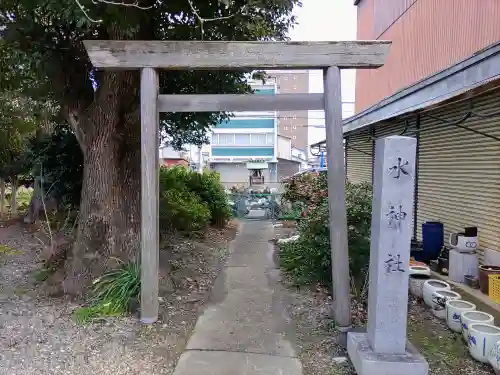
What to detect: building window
<box><xmin>292</xmin><ymin>115</ymin><xmax>297</xmax><ymax>120</ymax></box>
<box><xmin>293</xmin><ymin>75</ymin><xmax>297</xmax><ymax>80</ymax></box>
<box><xmin>292</xmin><ymin>136</ymin><xmax>297</xmax><ymax>139</ymax></box>
<box><xmin>218</xmin><ymin>134</ymin><xmax>235</xmax><ymax>145</ymax></box>
<box><xmin>283</xmin><ymin>76</ymin><xmax>288</xmax><ymax>80</ymax></box>
<box><xmin>284</xmin><ymin>126</ymin><xmax>288</xmax><ymax>131</ymax></box>
<box><xmin>235</xmin><ymin>133</ymin><xmax>251</xmax><ymax>144</ymax></box>
<box><xmin>250</xmin><ymin>133</ymin><xmax>266</xmax><ymax>145</ymax></box>
<box><xmin>211</xmin><ymin>134</ymin><xmax>219</xmax><ymax>145</ymax></box>
<box><xmin>266</xmin><ymin>134</ymin><xmax>274</xmax><ymax>145</ymax></box>
<box><xmin>292</xmin><ymin>126</ymin><xmax>297</xmax><ymax>130</ymax></box>
<box><xmin>293</xmin><ymin>85</ymin><xmax>297</xmax><ymax>90</ymax></box>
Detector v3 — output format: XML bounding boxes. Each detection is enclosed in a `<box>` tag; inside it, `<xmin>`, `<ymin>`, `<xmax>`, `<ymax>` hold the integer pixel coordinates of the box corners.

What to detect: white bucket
<box><xmin>462</xmin><ymin>311</ymin><xmax>495</xmax><ymax>342</ymax></box>
<box><xmin>468</xmin><ymin>323</ymin><xmax>500</xmax><ymax>363</ymax></box>
<box><xmin>423</xmin><ymin>279</ymin><xmax>451</xmax><ymax>307</ymax></box>
<box><xmin>431</xmin><ymin>290</ymin><xmax>461</xmax><ymax>320</ymax></box>
<box><xmin>446</xmin><ymin>300</ymin><xmax>476</xmax><ymax>332</ymax></box>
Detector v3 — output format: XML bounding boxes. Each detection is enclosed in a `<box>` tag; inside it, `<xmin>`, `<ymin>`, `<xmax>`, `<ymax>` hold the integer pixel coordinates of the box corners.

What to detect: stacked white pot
<box><xmin>461</xmin><ymin>311</ymin><xmax>495</xmax><ymax>342</ymax></box>
<box><xmin>446</xmin><ymin>300</ymin><xmax>476</xmax><ymax>332</ymax></box>
<box><xmin>423</xmin><ymin>279</ymin><xmax>451</xmax><ymax>307</ymax></box>
<box><xmin>468</xmin><ymin>323</ymin><xmax>500</xmax><ymax>363</ymax></box>
<box><xmin>487</xmin><ymin>340</ymin><xmax>500</xmax><ymax>373</ymax></box>
<box><xmin>431</xmin><ymin>290</ymin><xmax>461</xmax><ymax>320</ymax></box>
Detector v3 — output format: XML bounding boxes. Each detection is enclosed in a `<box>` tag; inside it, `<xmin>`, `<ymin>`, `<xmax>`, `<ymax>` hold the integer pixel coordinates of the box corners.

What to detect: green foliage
<box><xmin>159</xmin><ymin>188</ymin><xmax>211</xmax><ymax>233</ymax></box>
<box><xmin>24</xmin><ymin>124</ymin><xmax>84</xmax><ymax>207</ymax></box>
<box><xmin>0</xmin><ymin>0</ymin><xmax>300</xmax><ymax>149</ymax></box>
<box><xmin>282</xmin><ymin>171</ymin><xmax>328</xmax><ymax>214</ymax></box>
<box><xmin>159</xmin><ymin>166</ymin><xmax>231</xmax><ymax>231</ymax></box>
<box><xmin>73</xmin><ymin>262</ymin><xmax>140</xmax><ymax>324</ymax></box>
<box><xmin>279</xmin><ymin>178</ymin><xmax>373</xmax><ymax>290</ymax></box>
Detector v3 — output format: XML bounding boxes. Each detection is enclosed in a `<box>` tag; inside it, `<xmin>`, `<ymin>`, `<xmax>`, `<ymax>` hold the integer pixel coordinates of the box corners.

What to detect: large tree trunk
<box><xmin>0</xmin><ymin>178</ymin><xmax>5</xmax><ymax>217</ymax></box>
<box><xmin>62</xmin><ymin>71</ymin><xmax>142</xmax><ymax>295</ymax></box>
<box><xmin>10</xmin><ymin>176</ymin><xmax>17</xmax><ymax>216</ymax></box>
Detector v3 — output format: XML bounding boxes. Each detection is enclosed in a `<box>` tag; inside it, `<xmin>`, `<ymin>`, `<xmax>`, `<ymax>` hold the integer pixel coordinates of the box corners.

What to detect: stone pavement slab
<box><xmin>172</xmin><ymin>221</ymin><xmax>302</xmax><ymax>375</ymax></box>
<box><xmin>173</xmin><ymin>351</ymin><xmax>302</xmax><ymax>375</ymax></box>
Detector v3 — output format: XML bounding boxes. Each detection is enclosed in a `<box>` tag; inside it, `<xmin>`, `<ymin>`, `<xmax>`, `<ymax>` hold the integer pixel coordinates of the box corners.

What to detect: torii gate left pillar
<box><xmin>83</xmin><ymin>40</ymin><xmax>390</xmax><ymax>331</ymax></box>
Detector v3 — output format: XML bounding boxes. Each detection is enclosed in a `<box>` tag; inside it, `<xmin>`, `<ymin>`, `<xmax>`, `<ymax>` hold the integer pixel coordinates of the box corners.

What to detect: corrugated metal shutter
<box><xmin>345</xmin><ymin>129</ymin><xmax>373</xmax><ymax>184</ymax></box>
<box><xmin>417</xmin><ymin>90</ymin><xmax>500</xmax><ymax>263</ymax></box>
<box><xmin>374</xmin><ymin>120</ymin><xmax>418</xmax><ymax>238</ymax></box>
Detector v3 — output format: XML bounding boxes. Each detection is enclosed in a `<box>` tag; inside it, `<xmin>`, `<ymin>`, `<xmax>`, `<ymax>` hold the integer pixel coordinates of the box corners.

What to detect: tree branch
<box><xmin>62</xmin><ymin>105</ymin><xmax>87</xmax><ymax>157</ymax></box>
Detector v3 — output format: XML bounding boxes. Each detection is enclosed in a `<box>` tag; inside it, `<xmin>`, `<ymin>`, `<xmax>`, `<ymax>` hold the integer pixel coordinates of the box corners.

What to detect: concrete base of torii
<box><xmin>347</xmin><ymin>332</ymin><xmax>429</xmax><ymax>375</ymax></box>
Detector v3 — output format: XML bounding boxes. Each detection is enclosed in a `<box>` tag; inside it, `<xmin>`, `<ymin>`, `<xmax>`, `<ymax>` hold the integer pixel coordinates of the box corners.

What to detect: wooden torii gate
<box><xmin>83</xmin><ymin>40</ymin><xmax>390</xmax><ymax>329</ymax></box>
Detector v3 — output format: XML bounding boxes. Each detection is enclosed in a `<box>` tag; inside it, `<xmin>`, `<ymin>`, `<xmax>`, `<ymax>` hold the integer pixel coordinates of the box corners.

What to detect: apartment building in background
<box><xmin>340</xmin><ymin>0</ymin><xmax>500</xmax><ymax>265</ymax></box>
<box><xmin>267</xmin><ymin>70</ymin><xmax>309</xmax><ymax>152</ymax></box>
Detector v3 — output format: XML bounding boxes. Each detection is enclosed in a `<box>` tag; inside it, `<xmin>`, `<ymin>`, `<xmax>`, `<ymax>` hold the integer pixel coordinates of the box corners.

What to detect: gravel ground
<box><xmin>274</xmin><ymin>225</ymin><xmax>495</xmax><ymax>375</ymax></box>
<box><xmin>0</xmin><ymin>222</ymin><xmax>238</xmax><ymax>375</ymax></box>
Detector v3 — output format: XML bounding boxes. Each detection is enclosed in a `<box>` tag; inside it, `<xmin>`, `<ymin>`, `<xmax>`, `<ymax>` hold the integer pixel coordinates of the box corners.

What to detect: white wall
<box><xmin>277</xmin><ymin>135</ymin><xmax>292</xmax><ymax>160</ymax></box>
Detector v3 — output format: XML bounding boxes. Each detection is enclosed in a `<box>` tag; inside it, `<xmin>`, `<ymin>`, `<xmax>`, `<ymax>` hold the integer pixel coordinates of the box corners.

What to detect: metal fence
<box><xmin>227</xmin><ymin>193</ymin><xmax>302</xmax><ymax>221</ymax></box>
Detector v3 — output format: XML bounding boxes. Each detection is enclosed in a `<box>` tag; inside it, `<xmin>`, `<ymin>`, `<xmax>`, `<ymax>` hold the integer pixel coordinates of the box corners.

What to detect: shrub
<box><xmin>159</xmin><ymin>166</ymin><xmax>231</xmax><ymax>229</ymax></box>
<box><xmin>279</xmin><ymin>181</ymin><xmax>372</xmax><ymax>290</ymax></box>
<box><xmin>159</xmin><ymin>188</ymin><xmax>211</xmax><ymax>233</ymax></box>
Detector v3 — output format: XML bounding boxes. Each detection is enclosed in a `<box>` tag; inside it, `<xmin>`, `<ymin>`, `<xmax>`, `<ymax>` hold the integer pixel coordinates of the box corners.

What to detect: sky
<box><xmin>288</xmin><ymin>0</ymin><xmax>358</xmax><ymax>146</ymax></box>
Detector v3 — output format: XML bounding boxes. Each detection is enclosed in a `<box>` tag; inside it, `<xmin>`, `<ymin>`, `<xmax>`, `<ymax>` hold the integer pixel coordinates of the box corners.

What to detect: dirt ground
<box><xmin>0</xmin><ymin>220</ymin><xmax>238</xmax><ymax>375</ymax></box>
<box><xmin>273</xmin><ymin>225</ymin><xmax>495</xmax><ymax>375</ymax></box>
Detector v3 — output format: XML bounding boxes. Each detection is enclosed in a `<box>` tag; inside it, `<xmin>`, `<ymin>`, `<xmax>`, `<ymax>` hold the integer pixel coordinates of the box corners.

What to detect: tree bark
<box><xmin>62</xmin><ymin>70</ymin><xmax>142</xmax><ymax>295</ymax></box>
<box><xmin>10</xmin><ymin>176</ymin><xmax>17</xmax><ymax>215</ymax></box>
<box><xmin>0</xmin><ymin>178</ymin><xmax>5</xmax><ymax>217</ymax></box>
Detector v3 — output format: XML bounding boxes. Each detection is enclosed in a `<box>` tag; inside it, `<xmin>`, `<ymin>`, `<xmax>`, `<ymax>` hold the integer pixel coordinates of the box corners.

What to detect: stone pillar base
<box><xmin>347</xmin><ymin>332</ymin><xmax>429</xmax><ymax>375</ymax></box>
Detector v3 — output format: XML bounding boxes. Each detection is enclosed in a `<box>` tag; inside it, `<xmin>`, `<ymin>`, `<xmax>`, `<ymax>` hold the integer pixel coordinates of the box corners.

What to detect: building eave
<box><xmin>310</xmin><ymin>40</ymin><xmax>500</xmax><ymax>149</ymax></box>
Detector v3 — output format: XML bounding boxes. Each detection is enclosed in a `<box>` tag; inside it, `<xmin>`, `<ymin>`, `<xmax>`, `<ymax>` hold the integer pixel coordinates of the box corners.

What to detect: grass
<box><xmin>408</xmin><ymin>316</ymin><xmax>467</xmax><ymax>368</ymax></box>
<box><xmin>32</xmin><ymin>267</ymin><xmax>56</xmax><ymax>283</ymax></box>
<box><xmin>73</xmin><ymin>262</ymin><xmax>141</xmax><ymax>324</ymax></box>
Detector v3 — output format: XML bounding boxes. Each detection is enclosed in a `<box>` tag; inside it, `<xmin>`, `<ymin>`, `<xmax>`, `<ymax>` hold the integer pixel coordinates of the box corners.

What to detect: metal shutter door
<box><xmin>417</xmin><ymin>91</ymin><xmax>500</xmax><ymax>263</ymax></box>
<box><xmin>346</xmin><ymin>129</ymin><xmax>373</xmax><ymax>184</ymax></box>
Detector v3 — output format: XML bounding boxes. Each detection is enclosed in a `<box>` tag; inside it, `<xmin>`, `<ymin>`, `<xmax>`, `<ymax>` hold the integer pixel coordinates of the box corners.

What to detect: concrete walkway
<box><xmin>172</xmin><ymin>221</ymin><xmax>303</xmax><ymax>375</ymax></box>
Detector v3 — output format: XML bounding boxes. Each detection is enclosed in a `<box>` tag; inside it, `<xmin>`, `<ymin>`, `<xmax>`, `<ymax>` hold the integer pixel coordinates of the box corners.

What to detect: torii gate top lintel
<box><xmin>83</xmin><ymin>40</ymin><xmax>391</xmax><ymax>70</ymax></box>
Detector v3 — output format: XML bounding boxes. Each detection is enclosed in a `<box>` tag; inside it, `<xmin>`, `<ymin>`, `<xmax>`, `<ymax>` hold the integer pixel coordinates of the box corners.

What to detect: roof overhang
<box><xmin>310</xmin><ymin>40</ymin><xmax>500</xmax><ymax>148</ymax></box>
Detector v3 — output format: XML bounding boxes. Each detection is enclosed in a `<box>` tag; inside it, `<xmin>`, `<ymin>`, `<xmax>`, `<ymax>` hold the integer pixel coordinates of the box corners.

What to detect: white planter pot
<box><xmin>468</xmin><ymin>323</ymin><xmax>500</xmax><ymax>363</ymax></box>
<box><xmin>431</xmin><ymin>290</ymin><xmax>461</xmax><ymax>320</ymax></box>
<box><xmin>461</xmin><ymin>311</ymin><xmax>495</xmax><ymax>342</ymax></box>
<box><xmin>409</xmin><ymin>266</ymin><xmax>431</xmax><ymax>277</ymax></box>
<box><xmin>423</xmin><ymin>279</ymin><xmax>451</xmax><ymax>307</ymax></box>
<box><xmin>446</xmin><ymin>300</ymin><xmax>476</xmax><ymax>333</ymax></box>
<box><xmin>487</xmin><ymin>340</ymin><xmax>500</xmax><ymax>373</ymax></box>
<box><xmin>409</xmin><ymin>276</ymin><xmax>429</xmax><ymax>299</ymax></box>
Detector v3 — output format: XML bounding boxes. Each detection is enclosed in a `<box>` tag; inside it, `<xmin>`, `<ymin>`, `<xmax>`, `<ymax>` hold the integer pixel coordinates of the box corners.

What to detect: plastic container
<box><xmin>489</xmin><ymin>274</ymin><xmax>500</xmax><ymax>303</ymax></box>
<box><xmin>480</xmin><ymin>265</ymin><xmax>500</xmax><ymax>295</ymax></box>
<box><xmin>468</xmin><ymin>323</ymin><xmax>500</xmax><ymax>363</ymax></box>
<box><xmin>461</xmin><ymin>310</ymin><xmax>495</xmax><ymax>342</ymax></box>
<box><xmin>421</xmin><ymin>221</ymin><xmax>444</xmax><ymax>262</ymax></box>
<box><xmin>446</xmin><ymin>300</ymin><xmax>476</xmax><ymax>332</ymax></box>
